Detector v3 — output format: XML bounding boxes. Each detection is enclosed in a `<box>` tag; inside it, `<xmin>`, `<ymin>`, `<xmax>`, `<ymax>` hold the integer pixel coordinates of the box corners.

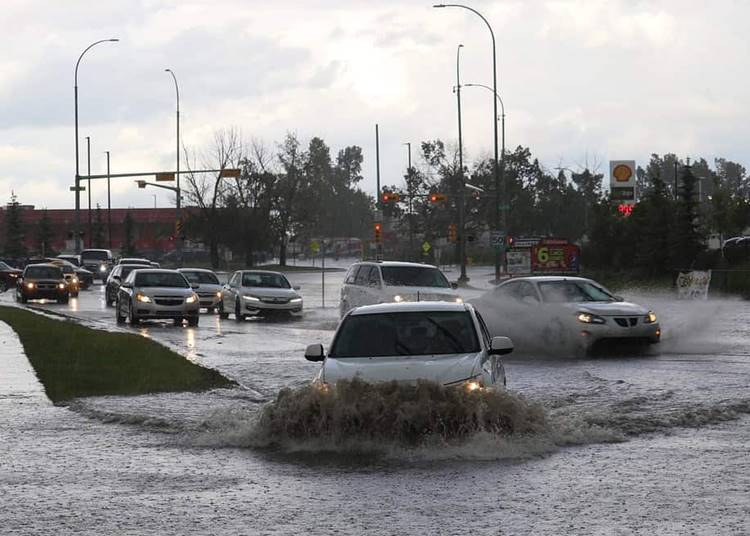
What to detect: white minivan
<box><xmin>339</xmin><ymin>261</ymin><xmax>462</xmax><ymax>317</ymax></box>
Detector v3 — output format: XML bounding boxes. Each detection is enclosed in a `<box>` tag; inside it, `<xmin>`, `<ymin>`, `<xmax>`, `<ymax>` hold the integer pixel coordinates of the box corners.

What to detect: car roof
<box><xmin>131</xmin><ymin>268</ymin><xmax>180</xmax><ymax>274</ymax></box>
<box><xmin>81</xmin><ymin>249</ymin><xmax>111</xmax><ymax>253</ymax></box>
<box><xmin>500</xmin><ymin>276</ymin><xmax>592</xmax><ymax>284</ymax></box>
<box><xmin>349</xmin><ymin>302</ymin><xmax>472</xmax><ymax>316</ymax></box>
<box><xmin>353</xmin><ymin>261</ymin><xmax>438</xmax><ymax>269</ymax></box>
<box><xmin>179</xmin><ymin>268</ymin><xmax>216</xmax><ymax>273</ymax></box>
<box><xmin>25</xmin><ymin>263</ymin><xmax>61</xmax><ymax>270</ymax></box>
<box><xmin>238</xmin><ymin>270</ymin><xmax>287</xmax><ymax>275</ymax></box>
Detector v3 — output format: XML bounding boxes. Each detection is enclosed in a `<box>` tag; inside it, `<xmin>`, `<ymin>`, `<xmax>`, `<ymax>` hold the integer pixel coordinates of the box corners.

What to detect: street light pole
<box><xmin>74</xmin><ymin>38</ymin><xmax>118</xmax><ymax>254</ymax></box>
<box><xmin>86</xmin><ymin>136</ymin><xmax>92</xmax><ymax>247</ymax></box>
<box><xmin>433</xmin><ymin>4</ymin><xmax>502</xmax><ymax>281</ymax></box>
<box><xmin>105</xmin><ymin>151</ymin><xmax>112</xmax><ymax>248</ymax></box>
<box><xmin>165</xmin><ymin>68</ymin><xmax>181</xmax><ymax>265</ymax></box>
<box><xmin>454</xmin><ymin>44</ymin><xmax>468</xmax><ymax>283</ymax></box>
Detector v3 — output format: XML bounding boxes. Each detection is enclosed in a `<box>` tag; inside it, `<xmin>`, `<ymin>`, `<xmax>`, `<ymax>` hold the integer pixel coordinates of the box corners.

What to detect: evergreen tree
<box><xmin>669</xmin><ymin>164</ymin><xmax>703</xmax><ymax>268</ymax></box>
<box><xmin>92</xmin><ymin>204</ymin><xmax>105</xmax><ymax>248</ymax></box>
<box><xmin>37</xmin><ymin>209</ymin><xmax>55</xmax><ymax>257</ymax></box>
<box><xmin>122</xmin><ymin>211</ymin><xmax>137</xmax><ymax>256</ymax></box>
<box><xmin>4</xmin><ymin>192</ymin><xmax>26</xmax><ymax>259</ymax></box>
<box><xmin>630</xmin><ymin>168</ymin><xmax>673</xmax><ymax>275</ymax></box>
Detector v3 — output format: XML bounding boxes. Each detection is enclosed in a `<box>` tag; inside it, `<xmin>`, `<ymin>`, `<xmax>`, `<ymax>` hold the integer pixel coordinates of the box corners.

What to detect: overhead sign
<box><xmin>219</xmin><ymin>168</ymin><xmax>241</xmax><ymax>178</ymax></box>
<box><xmin>69</xmin><ymin>185</ymin><xmax>86</xmax><ymax>192</ymax></box>
<box><xmin>155</xmin><ymin>172</ymin><xmax>175</xmax><ymax>182</ymax></box>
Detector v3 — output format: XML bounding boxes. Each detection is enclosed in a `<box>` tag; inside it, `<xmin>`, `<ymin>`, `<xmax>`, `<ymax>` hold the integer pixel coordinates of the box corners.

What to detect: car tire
<box><xmin>235</xmin><ymin>300</ymin><xmax>245</xmax><ymax>321</ymax></box>
<box><xmin>129</xmin><ymin>302</ymin><xmax>140</xmax><ymax>325</ymax></box>
<box><xmin>17</xmin><ymin>292</ymin><xmax>27</xmax><ymax>304</ymax></box>
<box><xmin>187</xmin><ymin>316</ymin><xmax>199</xmax><ymax>327</ymax></box>
<box><xmin>218</xmin><ymin>302</ymin><xmax>229</xmax><ymax>319</ymax></box>
<box><xmin>115</xmin><ymin>301</ymin><xmax>126</xmax><ymax>324</ymax></box>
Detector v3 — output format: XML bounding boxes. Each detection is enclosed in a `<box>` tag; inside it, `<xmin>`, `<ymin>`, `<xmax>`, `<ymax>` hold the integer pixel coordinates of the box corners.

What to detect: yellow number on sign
<box><xmin>537</xmin><ymin>247</ymin><xmax>549</xmax><ymax>263</ymax></box>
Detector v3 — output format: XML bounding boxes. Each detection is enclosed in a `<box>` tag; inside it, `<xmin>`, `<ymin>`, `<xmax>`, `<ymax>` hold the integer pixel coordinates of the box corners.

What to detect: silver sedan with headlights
<box><xmin>115</xmin><ymin>269</ymin><xmax>200</xmax><ymax>326</ymax></box>
<box><xmin>219</xmin><ymin>270</ymin><xmax>303</xmax><ymax>320</ymax></box>
<box><xmin>475</xmin><ymin>276</ymin><xmax>660</xmax><ymax>353</ymax></box>
<box><xmin>178</xmin><ymin>268</ymin><xmax>223</xmax><ymax>312</ymax></box>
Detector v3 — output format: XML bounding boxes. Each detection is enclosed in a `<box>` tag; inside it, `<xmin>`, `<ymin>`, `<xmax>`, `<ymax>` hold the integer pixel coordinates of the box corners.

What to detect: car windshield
<box><xmin>330</xmin><ymin>311</ymin><xmax>479</xmax><ymax>357</ymax></box>
<box><xmin>120</xmin><ymin>266</ymin><xmax>140</xmax><ymax>279</ymax></box>
<box><xmin>538</xmin><ymin>280</ymin><xmax>616</xmax><ymax>303</ymax></box>
<box><xmin>182</xmin><ymin>271</ymin><xmax>220</xmax><ymax>285</ymax></box>
<box><xmin>380</xmin><ymin>266</ymin><xmax>450</xmax><ymax>288</ymax></box>
<box><xmin>58</xmin><ymin>257</ymin><xmax>79</xmax><ymax>266</ymax></box>
<box><xmin>242</xmin><ymin>272</ymin><xmax>290</xmax><ymax>289</ymax></box>
<box><xmin>25</xmin><ymin>266</ymin><xmax>62</xmax><ymax>279</ymax></box>
<box><xmin>81</xmin><ymin>251</ymin><xmax>109</xmax><ymax>261</ymax></box>
<box><xmin>134</xmin><ymin>272</ymin><xmax>189</xmax><ymax>288</ymax></box>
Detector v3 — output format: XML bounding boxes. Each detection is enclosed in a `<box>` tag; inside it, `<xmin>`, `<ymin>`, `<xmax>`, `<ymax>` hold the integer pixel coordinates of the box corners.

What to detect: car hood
<box><xmin>322</xmin><ymin>352</ymin><xmax>481</xmax><ymax>386</ymax></box>
<box><xmin>382</xmin><ymin>286</ymin><xmax>459</xmax><ymax>302</ymax></box>
<box><xmin>135</xmin><ymin>286</ymin><xmax>193</xmax><ymax>297</ymax></box>
<box><xmin>562</xmin><ymin>301</ymin><xmax>650</xmax><ymax>316</ymax></box>
<box><xmin>240</xmin><ymin>287</ymin><xmax>300</xmax><ymax>299</ymax></box>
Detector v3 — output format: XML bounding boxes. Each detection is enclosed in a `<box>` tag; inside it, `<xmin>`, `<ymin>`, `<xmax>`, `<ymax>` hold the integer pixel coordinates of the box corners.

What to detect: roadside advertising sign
<box><xmin>676</xmin><ymin>270</ymin><xmax>711</xmax><ymax>300</ymax></box>
<box><xmin>531</xmin><ymin>240</ymin><xmax>580</xmax><ymax>273</ymax></box>
<box><xmin>609</xmin><ymin>160</ymin><xmax>637</xmax><ymax>206</ymax></box>
<box><xmin>507</xmin><ymin>250</ymin><xmax>531</xmax><ymax>274</ymax></box>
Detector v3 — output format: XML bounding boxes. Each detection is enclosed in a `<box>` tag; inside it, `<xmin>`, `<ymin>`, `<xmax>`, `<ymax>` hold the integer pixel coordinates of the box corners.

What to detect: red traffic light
<box><xmin>430</xmin><ymin>193</ymin><xmax>447</xmax><ymax>203</ymax></box>
<box><xmin>373</xmin><ymin>223</ymin><xmax>383</xmax><ymax>243</ymax></box>
<box><xmin>382</xmin><ymin>192</ymin><xmax>401</xmax><ymax>203</ymax></box>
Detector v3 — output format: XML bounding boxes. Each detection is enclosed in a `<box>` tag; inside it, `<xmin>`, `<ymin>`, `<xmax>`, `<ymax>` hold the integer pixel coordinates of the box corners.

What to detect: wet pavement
<box><xmin>2</xmin><ymin>264</ymin><xmax>750</xmax><ymax>535</ymax></box>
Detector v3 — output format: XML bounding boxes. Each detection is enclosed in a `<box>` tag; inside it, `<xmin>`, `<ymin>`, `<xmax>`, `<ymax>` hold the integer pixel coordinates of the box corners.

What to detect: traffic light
<box><xmin>382</xmin><ymin>191</ymin><xmax>401</xmax><ymax>203</ymax></box>
<box><xmin>430</xmin><ymin>193</ymin><xmax>447</xmax><ymax>203</ymax></box>
<box><xmin>374</xmin><ymin>223</ymin><xmax>383</xmax><ymax>243</ymax></box>
<box><xmin>448</xmin><ymin>224</ymin><xmax>457</xmax><ymax>243</ymax></box>
<box><xmin>507</xmin><ymin>236</ymin><xmax>514</xmax><ymax>247</ymax></box>
<box><xmin>175</xmin><ymin>219</ymin><xmax>184</xmax><ymax>238</ymax></box>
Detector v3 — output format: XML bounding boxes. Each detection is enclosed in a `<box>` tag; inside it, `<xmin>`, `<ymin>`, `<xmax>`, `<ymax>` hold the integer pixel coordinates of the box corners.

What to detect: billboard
<box><xmin>531</xmin><ymin>241</ymin><xmax>580</xmax><ymax>273</ymax></box>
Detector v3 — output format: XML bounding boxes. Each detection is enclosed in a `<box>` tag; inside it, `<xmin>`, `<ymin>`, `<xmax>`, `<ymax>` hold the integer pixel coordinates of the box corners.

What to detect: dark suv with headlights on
<box><xmin>16</xmin><ymin>264</ymin><xmax>69</xmax><ymax>304</ymax></box>
<box><xmin>80</xmin><ymin>248</ymin><xmax>114</xmax><ymax>283</ymax></box>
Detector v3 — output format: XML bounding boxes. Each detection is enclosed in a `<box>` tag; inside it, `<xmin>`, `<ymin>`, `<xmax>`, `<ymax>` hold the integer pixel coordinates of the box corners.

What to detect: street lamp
<box><xmin>165</xmin><ymin>68</ymin><xmax>182</xmax><ymax>265</ymax></box>
<box><xmin>453</xmin><ymin>44</ymin><xmax>468</xmax><ymax>283</ymax></box>
<box><xmin>74</xmin><ymin>38</ymin><xmax>118</xmax><ymax>253</ymax></box>
<box><xmin>433</xmin><ymin>4</ymin><xmax>503</xmax><ymax>281</ymax></box>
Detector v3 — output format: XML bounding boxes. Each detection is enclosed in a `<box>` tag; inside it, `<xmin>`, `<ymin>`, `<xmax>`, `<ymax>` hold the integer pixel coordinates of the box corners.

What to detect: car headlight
<box><xmin>72</xmin><ymin>277</ymin><xmax>79</xmax><ymax>283</ymax></box>
<box><xmin>243</xmin><ymin>295</ymin><xmax>260</xmax><ymax>302</ymax></box>
<box><xmin>99</xmin><ymin>265</ymin><xmax>107</xmax><ymax>272</ymax></box>
<box><xmin>57</xmin><ymin>283</ymin><xmax>66</xmax><ymax>289</ymax></box>
<box><xmin>577</xmin><ymin>312</ymin><xmax>606</xmax><ymax>324</ymax></box>
<box><xmin>216</xmin><ymin>291</ymin><xmax>222</xmax><ymax>298</ymax></box>
<box><xmin>26</xmin><ymin>282</ymin><xmax>35</xmax><ymax>289</ymax></box>
<box><xmin>455</xmin><ymin>297</ymin><xmax>464</xmax><ymax>304</ymax></box>
<box><xmin>393</xmin><ymin>295</ymin><xmax>404</xmax><ymax>303</ymax></box>
<box><xmin>290</xmin><ymin>297</ymin><xmax>302</xmax><ymax>303</ymax></box>
<box><xmin>186</xmin><ymin>294</ymin><xmax>198</xmax><ymax>304</ymax></box>
<box><xmin>644</xmin><ymin>311</ymin><xmax>657</xmax><ymax>324</ymax></box>
<box><xmin>135</xmin><ymin>293</ymin><xmax>152</xmax><ymax>303</ymax></box>
<box><xmin>463</xmin><ymin>376</ymin><xmax>484</xmax><ymax>392</ymax></box>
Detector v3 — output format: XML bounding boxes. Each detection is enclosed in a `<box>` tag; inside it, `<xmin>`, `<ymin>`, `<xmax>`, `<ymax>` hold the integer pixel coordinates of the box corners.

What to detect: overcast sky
<box><xmin>2</xmin><ymin>0</ymin><xmax>748</xmax><ymax>210</ymax></box>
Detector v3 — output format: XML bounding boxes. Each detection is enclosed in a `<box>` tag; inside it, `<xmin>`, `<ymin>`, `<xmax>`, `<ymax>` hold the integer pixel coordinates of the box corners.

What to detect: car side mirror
<box><xmin>614</xmin><ymin>295</ymin><xmax>624</xmax><ymax>302</ymax></box>
<box><xmin>293</xmin><ymin>285</ymin><xmax>301</xmax><ymax>291</ymax></box>
<box><xmin>451</xmin><ymin>282</ymin><xmax>459</xmax><ymax>289</ymax></box>
<box><xmin>489</xmin><ymin>336</ymin><xmax>514</xmax><ymax>356</ymax></box>
<box><xmin>304</xmin><ymin>343</ymin><xmax>325</xmax><ymax>362</ymax></box>
<box><xmin>121</xmin><ymin>282</ymin><xmax>132</xmax><ymax>289</ymax></box>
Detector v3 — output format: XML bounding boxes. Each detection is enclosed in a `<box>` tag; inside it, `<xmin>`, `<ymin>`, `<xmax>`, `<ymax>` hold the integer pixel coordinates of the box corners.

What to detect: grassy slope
<box><xmin>0</xmin><ymin>306</ymin><xmax>234</xmax><ymax>403</ymax></box>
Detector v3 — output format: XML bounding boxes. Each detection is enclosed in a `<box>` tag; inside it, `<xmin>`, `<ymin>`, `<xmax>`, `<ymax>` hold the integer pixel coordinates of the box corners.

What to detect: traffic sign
<box><xmin>490</xmin><ymin>231</ymin><xmax>505</xmax><ymax>247</ymax></box>
<box><xmin>422</xmin><ymin>241</ymin><xmax>431</xmax><ymax>253</ymax></box>
<box><xmin>219</xmin><ymin>168</ymin><xmax>241</xmax><ymax>178</ymax></box>
<box><xmin>311</xmin><ymin>240</ymin><xmax>320</xmax><ymax>254</ymax></box>
<box><xmin>155</xmin><ymin>172</ymin><xmax>175</xmax><ymax>182</ymax></box>
<box><xmin>69</xmin><ymin>186</ymin><xmax>86</xmax><ymax>192</ymax></box>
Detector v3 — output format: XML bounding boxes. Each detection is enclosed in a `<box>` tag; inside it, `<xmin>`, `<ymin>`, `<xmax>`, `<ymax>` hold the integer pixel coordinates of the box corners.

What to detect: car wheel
<box><xmin>115</xmin><ymin>301</ymin><xmax>126</xmax><ymax>324</ymax></box>
<box><xmin>218</xmin><ymin>302</ymin><xmax>229</xmax><ymax>319</ymax></box>
<box><xmin>187</xmin><ymin>316</ymin><xmax>199</xmax><ymax>327</ymax></box>
<box><xmin>17</xmin><ymin>292</ymin><xmax>26</xmax><ymax>304</ymax></box>
<box><xmin>129</xmin><ymin>301</ymin><xmax>140</xmax><ymax>325</ymax></box>
<box><xmin>235</xmin><ymin>299</ymin><xmax>245</xmax><ymax>321</ymax></box>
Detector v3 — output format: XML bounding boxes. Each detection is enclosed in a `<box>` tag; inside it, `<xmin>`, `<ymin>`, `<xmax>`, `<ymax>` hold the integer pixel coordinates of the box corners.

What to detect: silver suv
<box><xmin>339</xmin><ymin>261</ymin><xmax>461</xmax><ymax>317</ymax></box>
<box><xmin>115</xmin><ymin>269</ymin><xmax>200</xmax><ymax>326</ymax></box>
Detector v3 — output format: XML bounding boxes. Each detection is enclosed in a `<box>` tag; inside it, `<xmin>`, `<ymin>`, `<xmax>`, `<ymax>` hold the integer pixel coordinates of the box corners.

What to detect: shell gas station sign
<box><xmin>610</xmin><ymin>160</ymin><xmax>637</xmax><ymax>208</ymax></box>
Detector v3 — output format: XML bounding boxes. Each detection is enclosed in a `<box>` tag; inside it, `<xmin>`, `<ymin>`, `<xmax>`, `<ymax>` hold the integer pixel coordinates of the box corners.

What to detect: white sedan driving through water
<box><xmin>304</xmin><ymin>302</ymin><xmax>513</xmax><ymax>390</ymax></box>
<box><xmin>474</xmin><ymin>276</ymin><xmax>661</xmax><ymax>354</ymax></box>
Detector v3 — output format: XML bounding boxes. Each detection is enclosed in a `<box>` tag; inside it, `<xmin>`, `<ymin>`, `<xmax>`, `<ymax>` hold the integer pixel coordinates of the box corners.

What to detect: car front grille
<box><xmin>615</xmin><ymin>317</ymin><xmax>638</xmax><ymax>327</ymax></box>
<box><xmin>35</xmin><ymin>283</ymin><xmax>58</xmax><ymax>290</ymax></box>
<box><xmin>198</xmin><ymin>293</ymin><xmax>216</xmax><ymax>298</ymax></box>
<box><xmin>261</xmin><ymin>297</ymin><xmax>290</xmax><ymax>304</ymax></box>
<box><xmin>155</xmin><ymin>299</ymin><xmax>183</xmax><ymax>306</ymax></box>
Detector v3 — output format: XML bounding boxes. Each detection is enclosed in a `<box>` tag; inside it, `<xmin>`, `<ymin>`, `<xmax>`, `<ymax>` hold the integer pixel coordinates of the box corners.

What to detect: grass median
<box><xmin>0</xmin><ymin>306</ymin><xmax>234</xmax><ymax>404</ymax></box>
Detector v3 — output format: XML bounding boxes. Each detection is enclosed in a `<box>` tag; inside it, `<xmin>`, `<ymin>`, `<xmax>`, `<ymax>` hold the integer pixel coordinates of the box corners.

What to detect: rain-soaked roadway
<box><xmin>2</xmin><ymin>265</ymin><xmax>750</xmax><ymax>535</ymax></box>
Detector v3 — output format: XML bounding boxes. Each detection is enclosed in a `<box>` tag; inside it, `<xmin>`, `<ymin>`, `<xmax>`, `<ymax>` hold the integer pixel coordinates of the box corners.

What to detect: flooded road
<box><xmin>2</xmin><ymin>266</ymin><xmax>750</xmax><ymax>535</ymax></box>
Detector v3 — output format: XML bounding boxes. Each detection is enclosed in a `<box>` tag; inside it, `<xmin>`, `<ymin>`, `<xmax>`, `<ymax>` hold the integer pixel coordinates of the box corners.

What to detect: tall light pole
<box><xmin>464</xmin><ymin>82</ymin><xmax>506</xmax><ymax>184</ymax></box>
<box><xmin>453</xmin><ymin>44</ymin><xmax>468</xmax><ymax>283</ymax></box>
<box><xmin>105</xmin><ymin>151</ymin><xmax>112</xmax><ymax>248</ymax></box>
<box><xmin>74</xmin><ymin>38</ymin><xmax>118</xmax><ymax>253</ymax></box>
<box><xmin>165</xmin><ymin>68</ymin><xmax>182</xmax><ymax>265</ymax></box>
<box><xmin>433</xmin><ymin>4</ymin><xmax>503</xmax><ymax>281</ymax></box>
<box><xmin>86</xmin><ymin>136</ymin><xmax>92</xmax><ymax>247</ymax></box>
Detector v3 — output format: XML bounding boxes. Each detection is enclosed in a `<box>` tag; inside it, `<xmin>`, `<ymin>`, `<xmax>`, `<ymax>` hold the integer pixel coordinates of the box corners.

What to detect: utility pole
<box><xmin>86</xmin><ymin>136</ymin><xmax>92</xmax><ymax>247</ymax></box>
<box><xmin>455</xmin><ymin>43</ymin><xmax>468</xmax><ymax>283</ymax></box>
<box><xmin>106</xmin><ymin>151</ymin><xmax>112</xmax><ymax>248</ymax></box>
<box><xmin>165</xmin><ymin>69</ymin><xmax>181</xmax><ymax>266</ymax></box>
<box><xmin>375</xmin><ymin>123</ymin><xmax>381</xmax><ymax>261</ymax></box>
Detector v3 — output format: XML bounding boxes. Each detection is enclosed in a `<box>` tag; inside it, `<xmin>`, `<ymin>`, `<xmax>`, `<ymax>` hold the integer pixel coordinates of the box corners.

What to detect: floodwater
<box><xmin>2</xmin><ymin>265</ymin><xmax>750</xmax><ymax>535</ymax></box>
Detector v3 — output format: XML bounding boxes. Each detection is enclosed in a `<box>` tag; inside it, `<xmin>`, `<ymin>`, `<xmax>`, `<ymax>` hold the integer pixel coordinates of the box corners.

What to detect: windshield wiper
<box><xmin>425</xmin><ymin>317</ymin><xmax>464</xmax><ymax>353</ymax></box>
